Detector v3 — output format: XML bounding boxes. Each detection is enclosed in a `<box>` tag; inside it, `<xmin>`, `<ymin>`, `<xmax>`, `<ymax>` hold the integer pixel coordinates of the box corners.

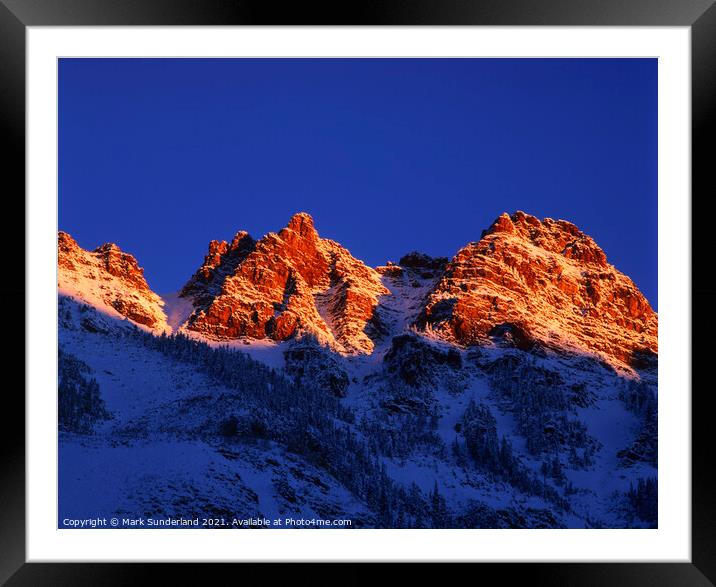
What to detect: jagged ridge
<box><xmin>58</xmin><ymin>232</ymin><xmax>167</xmax><ymax>330</ymax></box>
<box><xmin>416</xmin><ymin>211</ymin><xmax>657</xmax><ymax>369</ymax></box>
<box><xmin>57</xmin><ymin>210</ymin><xmax>658</xmax><ymax>368</ymax></box>
<box><xmin>180</xmin><ymin>213</ymin><xmax>389</xmax><ymax>354</ymax></box>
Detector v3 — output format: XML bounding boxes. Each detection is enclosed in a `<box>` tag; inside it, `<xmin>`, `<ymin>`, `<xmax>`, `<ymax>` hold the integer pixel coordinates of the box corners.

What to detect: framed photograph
<box><xmin>3</xmin><ymin>0</ymin><xmax>714</xmax><ymax>584</ymax></box>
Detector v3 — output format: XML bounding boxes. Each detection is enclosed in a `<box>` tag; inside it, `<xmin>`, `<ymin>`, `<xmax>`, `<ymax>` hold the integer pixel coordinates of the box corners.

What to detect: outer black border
<box><xmin>2</xmin><ymin>1</ymin><xmax>714</xmax><ymax>584</ymax></box>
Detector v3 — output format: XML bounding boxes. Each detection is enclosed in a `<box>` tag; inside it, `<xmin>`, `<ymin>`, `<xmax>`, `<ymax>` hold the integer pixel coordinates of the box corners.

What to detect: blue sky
<box><xmin>59</xmin><ymin>58</ymin><xmax>657</xmax><ymax>307</ymax></box>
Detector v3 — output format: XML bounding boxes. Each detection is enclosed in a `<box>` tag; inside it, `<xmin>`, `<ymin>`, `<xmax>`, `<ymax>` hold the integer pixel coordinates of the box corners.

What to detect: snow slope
<box><xmin>59</xmin><ymin>285</ymin><xmax>656</xmax><ymax>530</ymax></box>
<box><xmin>59</xmin><ymin>297</ymin><xmax>374</xmax><ymax>528</ymax></box>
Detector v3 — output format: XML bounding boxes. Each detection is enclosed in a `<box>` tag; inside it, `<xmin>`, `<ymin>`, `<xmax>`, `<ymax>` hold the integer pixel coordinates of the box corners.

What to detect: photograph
<box><xmin>56</xmin><ymin>57</ymin><xmax>658</xmax><ymax>530</ymax></box>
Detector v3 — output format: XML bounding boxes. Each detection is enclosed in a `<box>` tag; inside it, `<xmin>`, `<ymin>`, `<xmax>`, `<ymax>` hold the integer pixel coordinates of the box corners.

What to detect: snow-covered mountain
<box><xmin>417</xmin><ymin>211</ymin><xmax>658</xmax><ymax>372</ymax></box>
<box><xmin>178</xmin><ymin>212</ymin><xmax>388</xmax><ymax>354</ymax></box>
<box><xmin>57</xmin><ymin>212</ymin><xmax>658</xmax><ymax>529</ymax></box>
<box><xmin>58</xmin><ymin>211</ymin><xmax>657</xmax><ymax>372</ymax></box>
<box><xmin>58</xmin><ymin>231</ymin><xmax>168</xmax><ymax>332</ymax></box>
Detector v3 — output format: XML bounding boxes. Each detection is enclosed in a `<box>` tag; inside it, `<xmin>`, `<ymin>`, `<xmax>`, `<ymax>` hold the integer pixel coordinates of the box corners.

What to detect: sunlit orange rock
<box><xmin>416</xmin><ymin>211</ymin><xmax>658</xmax><ymax>369</ymax></box>
<box><xmin>57</xmin><ymin>232</ymin><xmax>166</xmax><ymax>329</ymax></box>
<box><xmin>181</xmin><ymin>213</ymin><xmax>388</xmax><ymax>354</ymax></box>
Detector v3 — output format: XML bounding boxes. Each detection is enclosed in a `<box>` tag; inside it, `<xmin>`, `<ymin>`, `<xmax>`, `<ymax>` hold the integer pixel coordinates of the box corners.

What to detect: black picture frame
<box><xmin>2</xmin><ymin>1</ymin><xmax>714</xmax><ymax>584</ymax></box>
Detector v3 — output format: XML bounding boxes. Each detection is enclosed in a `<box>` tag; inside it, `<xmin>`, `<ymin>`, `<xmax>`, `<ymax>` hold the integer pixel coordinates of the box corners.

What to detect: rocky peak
<box><xmin>57</xmin><ymin>232</ymin><xmax>166</xmax><ymax>330</ymax></box>
<box><xmin>58</xmin><ymin>230</ymin><xmax>79</xmax><ymax>249</ymax></box>
<box><xmin>180</xmin><ymin>213</ymin><xmax>388</xmax><ymax>354</ymax></box>
<box><xmin>483</xmin><ymin>211</ymin><xmax>608</xmax><ymax>267</ymax></box>
<box><xmin>417</xmin><ymin>212</ymin><xmax>657</xmax><ymax>369</ymax></box>
<box><xmin>180</xmin><ymin>230</ymin><xmax>256</xmax><ymax>303</ymax></box>
<box><xmin>92</xmin><ymin>242</ymin><xmax>154</xmax><ymax>292</ymax></box>
<box><xmin>281</xmin><ymin>212</ymin><xmax>319</xmax><ymax>240</ymax></box>
<box><xmin>58</xmin><ymin>231</ymin><xmax>81</xmax><ymax>268</ymax></box>
<box><xmin>230</xmin><ymin>230</ymin><xmax>253</xmax><ymax>249</ymax></box>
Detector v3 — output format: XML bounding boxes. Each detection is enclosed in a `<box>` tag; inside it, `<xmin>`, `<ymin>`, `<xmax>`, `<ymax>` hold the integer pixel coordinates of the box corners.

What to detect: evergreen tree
<box><xmin>58</xmin><ymin>349</ymin><xmax>111</xmax><ymax>433</ymax></box>
<box><xmin>626</xmin><ymin>477</ymin><xmax>658</xmax><ymax>527</ymax></box>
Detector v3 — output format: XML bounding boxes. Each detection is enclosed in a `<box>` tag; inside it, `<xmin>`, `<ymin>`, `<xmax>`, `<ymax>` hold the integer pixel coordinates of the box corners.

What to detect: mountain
<box><xmin>57</xmin><ymin>211</ymin><xmax>658</xmax><ymax>529</ymax></box>
<box><xmin>57</xmin><ymin>212</ymin><xmax>657</xmax><ymax>370</ymax></box>
<box><xmin>57</xmin><ymin>231</ymin><xmax>167</xmax><ymax>331</ymax></box>
<box><xmin>178</xmin><ymin>212</ymin><xmax>388</xmax><ymax>354</ymax></box>
<box><xmin>58</xmin><ymin>211</ymin><xmax>658</xmax><ymax>369</ymax></box>
<box><xmin>417</xmin><ymin>211</ymin><xmax>658</xmax><ymax>371</ymax></box>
